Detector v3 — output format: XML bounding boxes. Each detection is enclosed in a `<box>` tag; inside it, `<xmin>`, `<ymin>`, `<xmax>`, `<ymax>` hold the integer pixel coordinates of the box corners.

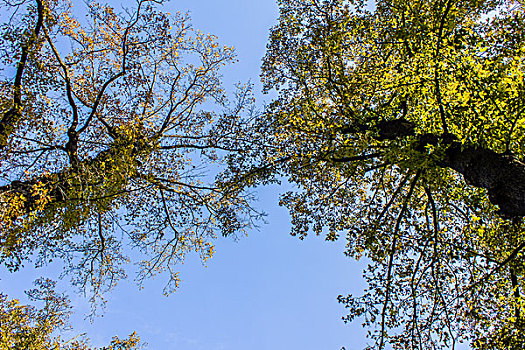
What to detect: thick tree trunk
<box><xmin>442</xmin><ymin>143</ymin><xmax>525</xmax><ymax>218</ymax></box>
<box><xmin>347</xmin><ymin>118</ymin><xmax>525</xmax><ymax>218</ymax></box>
<box><xmin>0</xmin><ymin>143</ymin><xmax>139</xmax><ymax>214</ymax></box>
<box><xmin>0</xmin><ymin>176</ymin><xmax>65</xmax><ymax>213</ymax></box>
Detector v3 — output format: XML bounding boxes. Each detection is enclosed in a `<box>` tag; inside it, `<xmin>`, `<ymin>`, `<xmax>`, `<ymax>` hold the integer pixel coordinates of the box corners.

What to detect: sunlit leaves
<box><xmin>249</xmin><ymin>0</ymin><xmax>525</xmax><ymax>348</ymax></box>
<box><xmin>0</xmin><ymin>279</ymin><xmax>141</xmax><ymax>349</ymax></box>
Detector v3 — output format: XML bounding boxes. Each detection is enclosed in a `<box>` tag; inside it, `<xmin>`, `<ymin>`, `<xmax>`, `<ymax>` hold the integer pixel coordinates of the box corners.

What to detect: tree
<box><xmin>228</xmin><ymin>0</ymin><xmax>525</xmax><ymax>348</ymax></box>
<box><xmin>0</xmin><ymin>279</ymin><xmax>140</xmax><ymax>350</ymax></box>
<box><xmin>0</xmin><ymin>0</ymin><xmax>263</xmax><ymax>345</ymax></box>
<box><xmin>0</xmin><ymin>0</ymin><xmax>258</xmax><ymax>300</ymax></box>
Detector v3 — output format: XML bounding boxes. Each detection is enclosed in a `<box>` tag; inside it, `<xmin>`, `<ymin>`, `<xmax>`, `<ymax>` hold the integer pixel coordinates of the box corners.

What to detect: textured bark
<box><xmin>442</xmin><ymin>143</ymin><xmax>525</xmax><ymax>218</ymax></box>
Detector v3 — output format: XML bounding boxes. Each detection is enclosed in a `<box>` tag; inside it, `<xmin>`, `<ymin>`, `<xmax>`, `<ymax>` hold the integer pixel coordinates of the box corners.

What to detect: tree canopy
<box><xmin>2</xmin><ymin>0</ymin><xmax>525</xmax><ymax>348</ymax></box>
<box><xmin>0</xmin><ymin>279</ymin><xmax>140</xmax><ymax>350</ymax></box>
<box><xmin>0</xmin><ymin>0</ymin><xmax>259</xmax><ymax>344</ymax></box>
<box><xmin>0</xmin><ymin>0</ymin><xmax>259</xmax><ymax>297</ymax></box>
<box><xmin>224</xmin><ymin>0</ymin><xmax>525</xmax><ymax>348</ymax></box>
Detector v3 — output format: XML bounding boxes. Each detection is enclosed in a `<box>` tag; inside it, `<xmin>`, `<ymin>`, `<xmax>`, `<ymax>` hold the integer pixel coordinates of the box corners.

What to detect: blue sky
<box><xmin>0</xmin><ymin>0</ymin><xmax>372</xmax><ymax>349</ymax></box>
<box><xmin>63</xmin><ymin>185</ymin><xmax>369</xmax><ymax>350</ymax></box>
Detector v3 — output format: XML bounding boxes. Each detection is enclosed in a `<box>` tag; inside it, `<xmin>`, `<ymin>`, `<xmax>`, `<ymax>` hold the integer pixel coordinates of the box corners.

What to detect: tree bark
<box><xmin>442</xmin><ymin>143</ymin><xmax>525</xmax><ymax>218</ymax></box>
<box><xmin>0</xmin><ymin>142</ymin><xmax>140</xmax><ymax>214</ymax></box>
<box><xmin>345</xmin><ymin>118</ymin><xmax>525</xmax><ymax>218</ymax></box>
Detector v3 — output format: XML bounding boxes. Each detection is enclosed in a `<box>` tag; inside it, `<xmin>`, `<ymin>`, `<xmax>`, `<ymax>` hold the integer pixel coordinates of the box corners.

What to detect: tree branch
<box><xmin>379</xmin><ymin>170</ymin><xmax>421</xmax><ymax>350</ymax></box>
<box><xmin>0</xmin><ymin>0</ymin><xmax>44</xmax><ymax>148</ymax></box>
<box><xmin>338</xmin><ymin>117</ymin><xmax>525</xmax><ymax>218</ymax></box>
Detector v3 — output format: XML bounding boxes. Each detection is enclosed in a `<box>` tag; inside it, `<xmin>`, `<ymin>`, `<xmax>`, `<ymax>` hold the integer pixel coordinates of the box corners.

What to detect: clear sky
<box><xmin>0</xmin><ymin>0</ymin><xmax>372</xmax><ymax>349</ymax></box>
